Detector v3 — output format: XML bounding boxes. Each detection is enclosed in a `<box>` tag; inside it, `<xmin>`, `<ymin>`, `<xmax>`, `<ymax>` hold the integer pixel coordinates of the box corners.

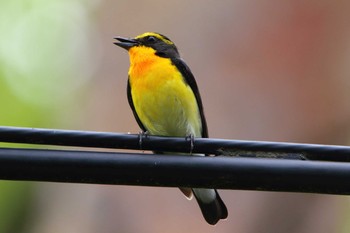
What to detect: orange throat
<box><xmin>128</xmin><ymin>46</ymin><xmax>160</xmax><ymax>78</ymax></box>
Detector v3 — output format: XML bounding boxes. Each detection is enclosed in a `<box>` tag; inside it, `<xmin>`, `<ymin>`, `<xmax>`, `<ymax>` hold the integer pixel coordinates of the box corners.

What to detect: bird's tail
<box><xmin>192</xmin><ymin>188</ymin><xmax>228</xmax><ymax>225</ymax></box>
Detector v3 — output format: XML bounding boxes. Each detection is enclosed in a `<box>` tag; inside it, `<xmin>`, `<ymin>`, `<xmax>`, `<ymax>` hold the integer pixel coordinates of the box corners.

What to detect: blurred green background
<box><xmin>1</xmin><ymin>0</ymin><xmax>350</xmax><ymax>232</ymax></box>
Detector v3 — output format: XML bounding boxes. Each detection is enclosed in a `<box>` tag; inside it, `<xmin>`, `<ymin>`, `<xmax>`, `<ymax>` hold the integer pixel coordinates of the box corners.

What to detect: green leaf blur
<box><xmin>0</xmin><ymin>0</ymin><xmax>98</xmax><ymax>232</ymax></box>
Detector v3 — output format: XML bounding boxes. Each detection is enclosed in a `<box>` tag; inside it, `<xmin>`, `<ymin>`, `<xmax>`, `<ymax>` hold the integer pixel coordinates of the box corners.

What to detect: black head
<box><xmin>114</xmin><ymin>32</ymin><xmax>180</xmax><ymax>58</ymax></box>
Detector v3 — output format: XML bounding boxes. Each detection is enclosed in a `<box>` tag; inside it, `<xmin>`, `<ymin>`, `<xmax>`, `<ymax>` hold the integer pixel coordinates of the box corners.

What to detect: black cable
<box><xmin>0</xmin><ymin>126</ymin><xmax>349</xmax><ymax>161</ymax></box>
<box><xmin>1</xmin><ymin>147</ymin><xmax>350</xmax><ymax>195</ymax></box>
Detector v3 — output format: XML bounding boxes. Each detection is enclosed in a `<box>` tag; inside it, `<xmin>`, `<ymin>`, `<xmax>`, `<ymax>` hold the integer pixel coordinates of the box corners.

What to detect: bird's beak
<box><xmin>114</xmin><ymin>36</ymin><xmax>139</xmax><ymax>50</ymax></box>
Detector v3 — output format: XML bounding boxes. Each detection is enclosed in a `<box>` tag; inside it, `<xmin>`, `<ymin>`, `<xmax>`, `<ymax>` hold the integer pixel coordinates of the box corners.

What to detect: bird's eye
<box><xmin>147</xmin><ymin>36</ymin><xmax>156</xmax><ymax>42</ymax></box>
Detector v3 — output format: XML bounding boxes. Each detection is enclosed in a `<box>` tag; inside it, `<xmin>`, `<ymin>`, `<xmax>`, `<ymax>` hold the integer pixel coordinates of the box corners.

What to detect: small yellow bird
<box><xmin>114</xmin><ymin>32</ymin><xmax>227</xmax><ymax>225</ymax></box>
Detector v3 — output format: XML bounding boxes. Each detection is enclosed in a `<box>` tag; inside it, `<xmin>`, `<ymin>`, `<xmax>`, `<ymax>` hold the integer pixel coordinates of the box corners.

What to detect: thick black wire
<box><xmin>1</xmin><ymin>147</ymin><xmax>350</xmax><ymax>194</ymax></box>
<box><xmin>0</xmin><ymin>126</ymin><xmax>350</xmax><ymax>161</ymax></box>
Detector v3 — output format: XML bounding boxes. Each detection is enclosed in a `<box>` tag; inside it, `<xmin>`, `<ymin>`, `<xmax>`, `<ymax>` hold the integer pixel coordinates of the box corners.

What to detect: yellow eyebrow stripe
<box><xmin>135</xmin><ymin>32</ymin><xmax>174</xmax><ymax>45</ymax></box>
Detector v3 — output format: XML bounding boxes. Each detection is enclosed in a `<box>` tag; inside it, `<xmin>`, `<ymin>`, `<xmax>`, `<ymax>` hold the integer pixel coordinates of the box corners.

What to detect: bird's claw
<box><xmin>186</xmin><ymin>134</ymin><xmax>195</xmax><ymax>155</ymax></box>
<box><xmin>138</xmin><ymin>131</ymin><xmax>149</xmax><ymax>150</ymax></box>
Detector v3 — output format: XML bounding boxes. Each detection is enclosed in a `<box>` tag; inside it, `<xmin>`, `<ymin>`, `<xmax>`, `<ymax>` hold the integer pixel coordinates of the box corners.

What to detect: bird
<box><xmin>114</xmin><ymin>32</ymin><xmax>227</xmax><ymax>225</ymax></box>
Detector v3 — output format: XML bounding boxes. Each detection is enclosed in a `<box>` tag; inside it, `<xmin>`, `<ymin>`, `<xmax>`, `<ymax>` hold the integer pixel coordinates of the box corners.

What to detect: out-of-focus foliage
<box><xmin>0</xmin><ymin>182</ymin><xmax>33</xmax><ymax>233</ymax></box>
<box><xmin>0</xmin><ymin>1</ymin><xmax>100</xmax><ymax>232</ymax></box>
<box><xmin>0</xmin><ymin>0</ymin><xmax>100</xmax><ymax>123</ymax></box>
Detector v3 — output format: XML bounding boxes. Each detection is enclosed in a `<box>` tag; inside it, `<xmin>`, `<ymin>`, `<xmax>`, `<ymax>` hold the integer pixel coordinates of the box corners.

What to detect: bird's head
<box><xmin>114</xmin><ymin>32</ymin><xmax>179</xmax><ymax>58</ymax></box>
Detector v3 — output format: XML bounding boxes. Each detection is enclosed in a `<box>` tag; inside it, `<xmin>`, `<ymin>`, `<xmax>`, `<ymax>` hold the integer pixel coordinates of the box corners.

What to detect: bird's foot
<box><xmin>185</xmin><ymin>134</ymin><xmax>195</xmax><ymax>155</ymax></box>
<box><xmin>138</xmin><ymin>130</ymin><xmax>149</xmax><ymax>150</ymax></box>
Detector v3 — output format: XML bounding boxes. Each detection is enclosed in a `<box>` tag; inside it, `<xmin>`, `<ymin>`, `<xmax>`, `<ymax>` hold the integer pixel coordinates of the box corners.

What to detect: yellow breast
<box><xmin>128</xmin><ymin>46</ymin><xmax>202</xmax><ymax>137</ymax></box>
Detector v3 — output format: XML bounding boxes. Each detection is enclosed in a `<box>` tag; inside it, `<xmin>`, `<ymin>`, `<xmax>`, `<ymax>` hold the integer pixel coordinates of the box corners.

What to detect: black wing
<box><xmin>127</xmin><ymin>78</ymin><xmax>147</xmax><ymax>132</ymax></box>
<box><xmin>171</xmin><ymin>58</ymin><xmax>208</xmax><ymax>138</ymax></box>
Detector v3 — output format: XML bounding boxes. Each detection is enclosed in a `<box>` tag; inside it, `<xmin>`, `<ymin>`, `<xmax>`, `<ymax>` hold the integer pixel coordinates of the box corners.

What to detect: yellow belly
<box><xmin>128</xmin><ymin>49</ymin><xmax>202</xmax><ymax>137</ymax></box>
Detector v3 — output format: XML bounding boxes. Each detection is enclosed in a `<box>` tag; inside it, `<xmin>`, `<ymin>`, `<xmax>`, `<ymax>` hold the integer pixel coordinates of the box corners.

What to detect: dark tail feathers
<box><xmin>193</xmin><ymin>189</ymin><xmax>228</xmax><ymax>225</ymax></box>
